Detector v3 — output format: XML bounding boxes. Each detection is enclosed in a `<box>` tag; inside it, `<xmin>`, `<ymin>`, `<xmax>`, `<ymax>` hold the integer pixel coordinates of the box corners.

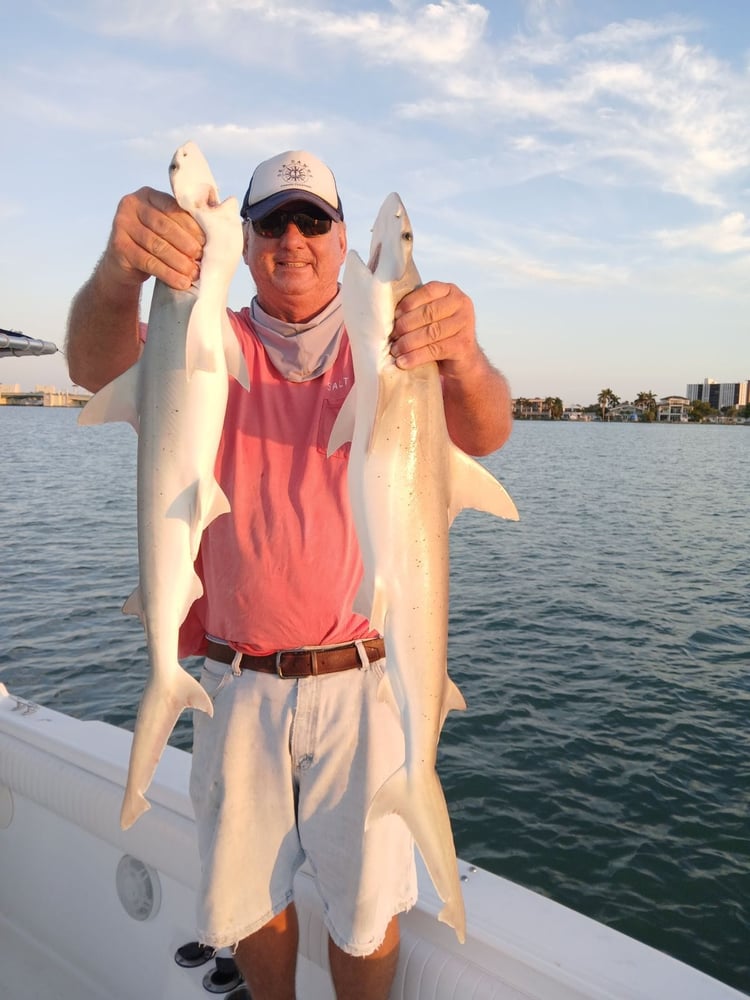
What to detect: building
<box><xmin>513</xmin><ymin>397</ymin><xmax>546</xmax><ymax>419</ymax></box>
<box><xmin>607</xmin><ymin>402</ymin><xmax>641</xmax><ymax>422</ymax></box>
<box><xmin>657</xmin><ymin>396</ymin><xmax>690</xmax><ymax>422</ymax></box>
<box><xmin>561</xmin><ymin>404</ymin><xmax>593</xmax><ymax>421</ymax></box>
<box><xmin>687</xmin><ymin>379</ymin><xmax>749</xmax><ymax>411</ymax></box>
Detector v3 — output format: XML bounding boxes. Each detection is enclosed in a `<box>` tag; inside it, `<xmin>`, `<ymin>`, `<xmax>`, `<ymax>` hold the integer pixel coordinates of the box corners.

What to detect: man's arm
<box><xmin>66</xmin><ymin>187</ymin><xmax>205</xmax><ymax>392</ymax></box>
<box><xmin>389</xmin><ymin>281</ymin><xmax>513</xmax><ymax>456</ymax></box>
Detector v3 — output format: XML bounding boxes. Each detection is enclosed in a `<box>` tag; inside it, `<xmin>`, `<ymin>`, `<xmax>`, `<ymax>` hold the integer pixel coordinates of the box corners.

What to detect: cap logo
<box><xmin>277</xmin><ymin>159</ymin><xmax>313</xmax><ymax>186</ymax></box>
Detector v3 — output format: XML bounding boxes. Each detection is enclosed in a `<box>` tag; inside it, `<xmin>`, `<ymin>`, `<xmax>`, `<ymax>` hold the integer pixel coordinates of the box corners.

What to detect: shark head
<box><xmin>169</xmin><ymin>141</ymin><xmax>220</xmax><ymax>214</ymax></box>
<box><xmin>168</xmin><ymin>141</ymin><xmax>242</xmax><ymax>271</ymax></box>
<box><xmin>367</xmin><ymin>192</ymin><xmax>421</xmax><ymax>294</ymax></box>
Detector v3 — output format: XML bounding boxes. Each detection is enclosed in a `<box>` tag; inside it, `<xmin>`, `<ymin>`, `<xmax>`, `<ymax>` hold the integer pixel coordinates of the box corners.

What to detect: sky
<box><xmin>2</xmin><ymin>0</ymin><xmax>750</xmax><ymax>406</ymax></box>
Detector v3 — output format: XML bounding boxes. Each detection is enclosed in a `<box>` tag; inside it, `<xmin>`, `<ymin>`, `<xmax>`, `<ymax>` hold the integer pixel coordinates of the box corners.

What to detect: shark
<box><xmin>329</xmin><ymin>192</ymin><xmax>519</xmax><ymax>942</ymax></box>
<box><xmin>79</xmin><ymin>141</ymin><xmax>248</xmax><ymax>829</ymax></box>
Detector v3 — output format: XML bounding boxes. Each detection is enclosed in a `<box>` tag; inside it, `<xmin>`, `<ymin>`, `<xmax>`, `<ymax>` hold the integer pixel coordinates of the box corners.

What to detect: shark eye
<box><xmin>402</xmin><ymin>231</ymin><xmax>413</xmax><ymax>242</ymax></box>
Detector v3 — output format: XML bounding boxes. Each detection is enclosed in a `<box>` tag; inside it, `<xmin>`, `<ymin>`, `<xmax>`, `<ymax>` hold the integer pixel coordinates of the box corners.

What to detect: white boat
<box><xmin>0</xmin><ymin>682</ymin><xmax>745</xmax><ymax>1000</ymax></box>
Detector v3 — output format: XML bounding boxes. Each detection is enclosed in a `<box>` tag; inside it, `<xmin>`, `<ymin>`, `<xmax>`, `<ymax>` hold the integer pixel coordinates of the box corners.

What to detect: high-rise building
<box><xmin>686</xmin><ymin>379</ymin><xmax>749</xmax><ymax>410</ymax></box>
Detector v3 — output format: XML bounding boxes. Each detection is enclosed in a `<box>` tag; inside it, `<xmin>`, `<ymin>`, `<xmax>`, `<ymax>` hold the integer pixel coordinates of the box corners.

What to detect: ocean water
<box><xmin>1</xmin><ymin>407</ymin><xmax>748</xmax><ymax>993</ymax></box>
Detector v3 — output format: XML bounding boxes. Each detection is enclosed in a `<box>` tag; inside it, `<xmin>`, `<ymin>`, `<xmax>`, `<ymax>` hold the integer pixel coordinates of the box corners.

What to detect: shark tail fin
<box><xmin>366</xmin><ymin>765</ymin><xmax>467</xmax><ymax>943</ymax></box>
<box><xmin>120</xmin><ymin>665</ymin><xmax>213</xmax><ymax>830</ymax></box>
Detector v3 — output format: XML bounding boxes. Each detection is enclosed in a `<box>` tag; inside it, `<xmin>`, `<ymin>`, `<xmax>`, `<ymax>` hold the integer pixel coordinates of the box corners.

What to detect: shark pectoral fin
<box><xmin>222</xmin><ymin>312</ymin><xmax>250</xmax><ymax>391</ymax></box>
<box><xmin>120</xmin><ymin>666</ymin><xmax>214</xmax><ymax>830</ymax></box>
<box><xmin>448</xmin><ymin>446</ymin><xmax>520</xmax><ymax>524</ymax></box>
<box><xmin>327</xmin><ymin>388</ymin><xmax>356</xmax><ymax>456</ymax></box>
<box><xmin>78</xmin><ymin>363</ymin><xmax>140</xmax><ymax>432</ymax></box>
<box><xmin>122</xmin><ymin>585</ymin><xmax>144</xmax><ymax>621</ymax></box>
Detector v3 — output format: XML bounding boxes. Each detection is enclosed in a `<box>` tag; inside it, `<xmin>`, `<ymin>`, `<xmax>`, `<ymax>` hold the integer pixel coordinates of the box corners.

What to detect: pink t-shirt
<box><xmin>179</xmin><ymin>308</ymin><xmax>374</xmax><ymax>657</ymax></box>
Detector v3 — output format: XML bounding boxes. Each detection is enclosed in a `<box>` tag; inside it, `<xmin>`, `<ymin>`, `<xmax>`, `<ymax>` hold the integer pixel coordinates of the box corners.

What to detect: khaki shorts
<box><xmin>189</xmin><ymin>654</ymin><xmax>418</xmax><ymax>956</ymax></box>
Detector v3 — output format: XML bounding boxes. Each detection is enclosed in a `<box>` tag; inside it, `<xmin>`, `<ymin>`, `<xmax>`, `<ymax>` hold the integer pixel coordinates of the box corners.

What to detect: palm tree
<box><xmin>597</xmin><ymin>388</ymin><xmax>620</xmax><ymax>421</ymax></box>
<box><xmin>543</xmin><ymin>396</ymin><xmax>564</xmax><ymax>420</ymax></box>
<box><xmin>635</xmin><ymin>390</ymin><xmax>657</xmax><ymax>422</ymax></box>
<box><xmin>513</xmin><ymin>397</ymin><xmax>529</xmax><ymax>419</ymax></box>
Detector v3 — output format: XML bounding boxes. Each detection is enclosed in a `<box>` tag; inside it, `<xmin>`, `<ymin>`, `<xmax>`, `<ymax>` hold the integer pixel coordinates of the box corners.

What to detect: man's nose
<box><xmin>278</xmin><ymin>220</ymin><xmax>306</xmax><ymax>242</ymax></box>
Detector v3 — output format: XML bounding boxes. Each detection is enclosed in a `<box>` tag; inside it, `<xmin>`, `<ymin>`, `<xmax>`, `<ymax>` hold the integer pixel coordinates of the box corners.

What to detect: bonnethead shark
<box><xmin>79</xmin><ymin>142</ymin><xmax>248</xmax><ymax>829</ymax></box>
<box><xmin>329</xmin><ymin>192</ymin><xmax>519</xmax><ymax>942</ymax></box>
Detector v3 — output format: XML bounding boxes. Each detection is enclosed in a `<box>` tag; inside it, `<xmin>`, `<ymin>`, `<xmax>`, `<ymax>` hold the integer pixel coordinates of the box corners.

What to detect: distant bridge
<box><xmin>0</xmin><ymin>389</ymin><xmax>91</xmax><ymax>408</ymax></box>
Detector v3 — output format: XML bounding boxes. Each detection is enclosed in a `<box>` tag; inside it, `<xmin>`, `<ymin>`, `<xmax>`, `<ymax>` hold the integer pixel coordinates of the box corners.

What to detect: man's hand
<box><xmin>389</xmin><ymin>281</ymin><xmax>481</xmax><ymax>376</ymax></box>
<box><xmin>101</xmin><ymin>187</ymin><xmax>205</xmax><ymax>291</ymax></box>
<box><xmin>66</xmin><ymin>187</ymin><xmax>205</xmax><ymax>392</ymax></box>
<box><xmin>389</xmin><ymin>280</ymin><xmax>512</xmax><ymax>455</ymax></box>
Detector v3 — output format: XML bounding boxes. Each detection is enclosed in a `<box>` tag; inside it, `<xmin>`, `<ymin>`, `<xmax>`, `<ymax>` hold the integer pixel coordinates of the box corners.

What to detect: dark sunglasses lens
<box><xmin>296</xmin><ymin>214</ymin><xmax>333</xmax><ymax>237</ymax></box>
<box><xmin>252</xmin><ymin>215</ymin><xmax>282</xmax><ymax>238</ymax></box>
<box><xmin>252</xmin><ymin>210</ymin><xmax>332</xmax><ymax>238</ymax></box>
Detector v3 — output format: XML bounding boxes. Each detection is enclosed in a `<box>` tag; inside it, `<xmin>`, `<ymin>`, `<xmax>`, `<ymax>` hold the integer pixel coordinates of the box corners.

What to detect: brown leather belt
<box><xmin>205</xmin><ymin>638</ymin><xmax>385</xmax><ymax>679</ymax></box>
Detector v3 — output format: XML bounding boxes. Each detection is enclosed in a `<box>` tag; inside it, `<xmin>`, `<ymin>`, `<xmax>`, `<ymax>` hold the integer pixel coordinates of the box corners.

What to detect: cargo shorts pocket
<box><xmin>200</xmin><ymin>659</ymin><xmax>234</xmax><ymax>703</ymax></box>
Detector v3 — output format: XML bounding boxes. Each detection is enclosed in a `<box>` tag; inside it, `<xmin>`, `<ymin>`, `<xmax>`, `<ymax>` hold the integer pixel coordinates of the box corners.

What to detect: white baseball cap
<box><xmin>240</xmin><ymin>149</ymin><xmax>344</xmax><ymax>222</ymax></box>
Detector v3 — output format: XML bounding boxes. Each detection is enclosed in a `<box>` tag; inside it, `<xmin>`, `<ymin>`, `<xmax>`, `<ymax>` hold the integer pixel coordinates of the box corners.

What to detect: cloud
<box><xmin>418</xmin><ymin>212</ymin><xmax>630</xmax><ymax>290</ymax></box>
<box><xmin>393</xmin><ymin>15</ymin><xmax>750</xmax><ymax>209</ymax></box>
<box><xmin>304</xmin><ymin>0</ymin><xmax>489</xmax><ymax>65</ymax></box>
<box><xmin>653</xmin><ymin>212</ymin><xmax>750</xmax><ymax>255</ymax></box>
<box><xmin>26</xmin><ymin>4</ymin><xmax>750</xmax><ymax>219</ymax></box>
<box><xmin>58</xmin><ymin>0</ymin><xmax>489</xmax><ymax>66</ymax></box>
<box><xmin>1</xmin><ymin>51</ymin><xmax>205</xmax><ymax>134</ymax></box>
<box><xmin>126</xmin><ymin>120</ymin><xmax>331</xmax><ymax>155</ymax></box>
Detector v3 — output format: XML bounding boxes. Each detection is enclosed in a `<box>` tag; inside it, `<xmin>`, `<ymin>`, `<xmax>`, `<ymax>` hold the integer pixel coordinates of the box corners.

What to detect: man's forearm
<box><xmin>66</xmin><ymin>259</ymin><xmax>143</xmax><ymax>392</ymax></box>
<box><xmin>442</xmin><ymin>352</ymin><xmax>513</xmax><ymax>457</ymax></box>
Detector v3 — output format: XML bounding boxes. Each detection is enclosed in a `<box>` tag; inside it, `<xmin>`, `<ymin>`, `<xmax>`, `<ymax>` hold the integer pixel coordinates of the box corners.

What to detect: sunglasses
<box><xmin>251</xmin><ymin>208</ymin><xmax>333</xmax><ymax>239</ymax></box>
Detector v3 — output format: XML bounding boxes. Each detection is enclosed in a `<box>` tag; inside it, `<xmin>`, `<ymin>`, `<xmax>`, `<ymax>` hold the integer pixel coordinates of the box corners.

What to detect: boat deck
<box><xmin>1</xmin><ymin>685</ymin><xmax>745</xmax><ymax>1000</ymax></box>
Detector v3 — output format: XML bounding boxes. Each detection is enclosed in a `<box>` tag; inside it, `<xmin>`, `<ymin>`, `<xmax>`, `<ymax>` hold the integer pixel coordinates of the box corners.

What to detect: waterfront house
<box><xmin>657</xmin><ymin>396</ymin><xmax>690</xmax><ymax>422</ymax></box>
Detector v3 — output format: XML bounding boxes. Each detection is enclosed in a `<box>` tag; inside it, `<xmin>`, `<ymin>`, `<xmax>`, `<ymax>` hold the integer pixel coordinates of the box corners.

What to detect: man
<box><xmin>67</xmin><ymin>149</ymin><xmax>513</xmax><ymax>1000</ymax></box>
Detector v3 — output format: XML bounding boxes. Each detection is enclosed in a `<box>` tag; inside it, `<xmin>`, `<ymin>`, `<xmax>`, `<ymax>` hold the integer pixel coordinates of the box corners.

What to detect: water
<box><xmin>1</xmin><ymin>407</ymin><xmax>748</xmax><ymax>993</ymax></box>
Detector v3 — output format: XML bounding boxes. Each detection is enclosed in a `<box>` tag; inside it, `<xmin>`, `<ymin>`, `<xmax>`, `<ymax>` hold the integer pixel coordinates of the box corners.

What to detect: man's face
<box><xmin>243</xmin><ymin>200</ymin><xmax>347</xmax><ymax>323</ymax></box>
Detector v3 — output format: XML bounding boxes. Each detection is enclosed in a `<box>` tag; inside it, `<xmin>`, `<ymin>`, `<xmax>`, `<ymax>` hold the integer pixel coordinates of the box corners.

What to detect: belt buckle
<box><xmin>275</xmin><ymin>650</ymin><xmax>286</xmax><ymax>678</ymax></box>
<box><xmin>275</xmin><ymin>648</ymin><xmax>319</xmax><ymax>678</ymax></box>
